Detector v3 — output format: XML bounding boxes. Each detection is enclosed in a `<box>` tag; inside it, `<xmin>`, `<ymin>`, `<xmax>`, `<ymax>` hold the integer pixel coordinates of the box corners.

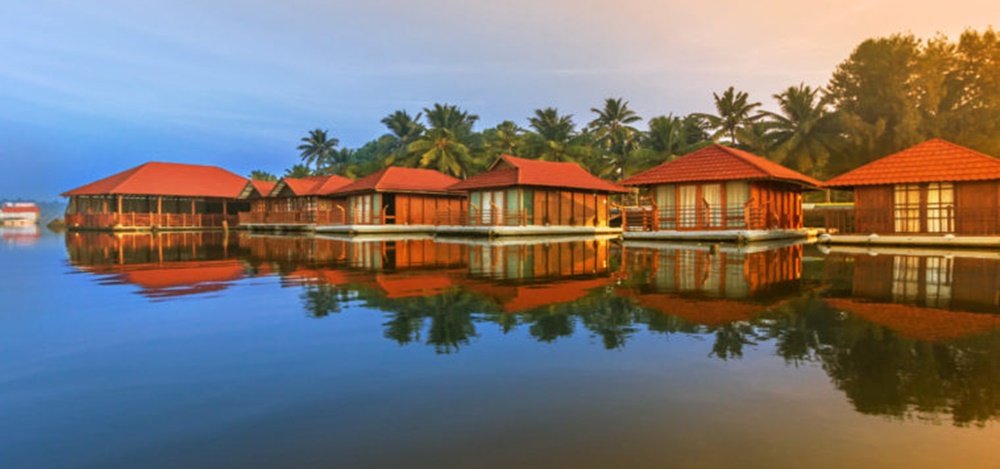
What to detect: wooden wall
<box><xmin>394</xmin><ymin>194</ymin><xmax>465</xmax><ymax>225</ymax></box>
<box><xmin>531</xmin><ymin>190</ymin><xmax>609</xmax><ymax>227</ymax></box>
<box><xmin>853</xmin><ymin>185</ymin><xmax>893</xmax><ymax>233</ymax></box>
<box><xmin>956</xmin><ymin>180</ymin><xmax>1000</xmax><ymax>235</ymax></box>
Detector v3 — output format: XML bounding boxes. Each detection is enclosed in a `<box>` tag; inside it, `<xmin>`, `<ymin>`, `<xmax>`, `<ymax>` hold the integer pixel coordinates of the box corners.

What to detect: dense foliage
<box><xmin>250</xmin><ymin>29</ymin><xmax>1000</xmax><ymax>182</ymax></box>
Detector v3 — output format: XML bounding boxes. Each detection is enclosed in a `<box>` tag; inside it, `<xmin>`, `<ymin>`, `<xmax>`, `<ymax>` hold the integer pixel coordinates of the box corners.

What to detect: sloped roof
<box><xmin>62</xmin><ymin>162</ymin><xmax>249</xmax><ymax>198</ymax></box>
<box><xmin>449</xmin><ymin>154</ymin><xmax>629</xmax><ymax>193</ymax></box>
<box><xmin>332</xmin><ymin>167</ymin><xmax>461</xmax><ymax>195</ymax></box>
<box><xmin>272</xmin><ymin>175</ymin><xmax>353</xmax><ymax>197</ymax></box>
<box><xmin>825</xmin><ymin>139</ymin><xmax>1000</xmax><ymax>188</ymax></box>
<box><xmin>238</xmin><ymin>180</ymin><xmax>277</xmax><ymax>199</ymax></box>
<box><xmin>620</xmin><ymin>145</ymin><xmax>821</xmax><ymax>188</ymax></box>
<box><xmin>251</xmin><ymin>180</ymin><xmax>276</xmax><ymax>195</ymax></box>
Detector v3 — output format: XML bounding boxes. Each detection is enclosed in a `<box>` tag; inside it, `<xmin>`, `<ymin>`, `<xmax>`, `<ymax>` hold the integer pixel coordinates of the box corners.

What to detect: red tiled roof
<box><xmin>824</xmin><ymin>139</ymin><xmax>1000</xmax><ymax>188</ymax></box>
<box><xmin>332</xmin><ymin>167</ymin><xmax>461</xmax><ymax>195</ymax></box>
<box><xmin>620</xmin><ymin>145</ymin><xmax>821</xmax><ymax>188</ymax></box>
<box><xmin>251</xmin><ymin>180</ymin><xmax>276</xmax><ymax>195</ymax></box>
<box><xmin>449</xmin><ymin>155</ymin><xmax>629</xmax><ymax>193</ymax></box>
<box><xmin>273</xmin><ymin>175</ymin><xmax>353</xmax><ymax>197</ymax></box>
<box><xmin>61</xmin><ymin>162</ymin><xmax>249</xmax><ymax>198</ymax></box>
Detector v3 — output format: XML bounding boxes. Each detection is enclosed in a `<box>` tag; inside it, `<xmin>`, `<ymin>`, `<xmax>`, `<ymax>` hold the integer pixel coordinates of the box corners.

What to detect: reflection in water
<box><xmin>1</xmin><ymin>225</ymin><xmax>40</xmax><ymax>246</ymax></box>
<box><xmin>62</xmin><ymin>234</ymin><xmax>1000</xmax><ymax>426</ymax></box>
<box><xmin>65</xmin><ymin>232</ymin><xmax>250</xmax><ymax>299</ymax></box>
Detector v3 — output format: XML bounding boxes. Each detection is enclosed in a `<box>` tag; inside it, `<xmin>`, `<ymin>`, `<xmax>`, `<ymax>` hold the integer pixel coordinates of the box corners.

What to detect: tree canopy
<box><xmin>258</xmin><ymin>29</ymin><xmax>999</xmax><ymax>184</ymax></box>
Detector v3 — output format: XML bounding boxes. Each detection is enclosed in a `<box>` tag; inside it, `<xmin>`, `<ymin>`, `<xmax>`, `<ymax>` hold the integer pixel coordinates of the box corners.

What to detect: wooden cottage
<box><xmin>445</xmin><ymin>155</ymin><xmax>628</xmax><ymax>232</ymax></box>
<box><xmin>620</xmin><ymin>145</ymin><xmax>820</xmax><ymax>241</ymax></box>
<box><xmin>62</xmin><ymin>162</ymin><xmax>250</xmax><ymax>231</ymax></box>
<box><xmin>238</xmin><ymin>175</ymin><xmax>352</xmax><ymax>227</ymax></box>
<box><xmin>824</xmin><ymin>139</ymin><xmax>1000</xmax><ymax>237</ymax></box>
<box><xmin>327</xmin><ymin>167</ymin><xmax>465</xmax><ymax>227</ymax></box>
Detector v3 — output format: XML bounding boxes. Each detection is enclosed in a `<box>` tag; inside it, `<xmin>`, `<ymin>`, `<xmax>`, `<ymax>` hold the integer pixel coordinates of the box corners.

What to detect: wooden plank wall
<box><xmin>395</xmin><ymin>194</ymin><xmax>464</xmax><ymax>225</ymax></box>
<box><xmin>530</xmin><ymin>190</ymin><xmax>609</xmax><ymax>227</ymax></box>
<box><xmin>854</xmin><ymin>185</ymin><xmax>893</xmax><ymax>233</ymax></box>
<box><xmin>956</xmin><ymin>181</ymin><xmax>999</xmax><ymax>235</ymax></box>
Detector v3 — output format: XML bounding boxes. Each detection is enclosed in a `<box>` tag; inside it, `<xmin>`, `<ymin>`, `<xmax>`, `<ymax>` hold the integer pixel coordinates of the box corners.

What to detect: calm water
<box><xmin>2</xmin><ymin>229</ymin><xmax>1000</xmax><ymax>468</ymax></box>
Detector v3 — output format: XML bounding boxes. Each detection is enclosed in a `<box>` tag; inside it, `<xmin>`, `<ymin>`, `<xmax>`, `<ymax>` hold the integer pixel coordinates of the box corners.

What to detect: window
<box><xmin>926</xmin><ymin>182</ymin><xmax>954</xmax><ymax>233</ymax></box>
<box><xmin>893</xmin><ymin>184</ymin><xmax>921</xmax><ymax>233</ymax></box>
<box><xmin>655</xmin><ymin>185</ymin><xmax>675</xmax><ymax>230</ymax></box>
<box><xmin>678</xmin><ymin>185</ymin><xmax>698</xmax><ymax>228</ymax></box>
<box><xmin>702</xmin><ymin>184</ymin><xmax>722</xmax><ymax>228</ymax></box>
<box><xmin>725</xmin><ymin>181</ymin><xmax>749</xmax><ymax>229</ymax></box>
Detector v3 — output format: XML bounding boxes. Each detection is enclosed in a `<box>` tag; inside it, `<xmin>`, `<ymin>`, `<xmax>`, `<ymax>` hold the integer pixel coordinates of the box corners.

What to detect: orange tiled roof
<box><xmin>824</xmin><ymin>139</ymin><xmax>1000</xmax><ymax>188</ymax></box>
<box><xmin>273</xmin><ymin>175</ymin><xmax>353</xmax><ymax>197</ymax></box>
<box><xmin>449</xmin><ymin>155</ymin><xmax>629</xmax><ymax>193</ymax></box>
<box><xmin>620</xmin><ymin>145</ymin><xmax>821</xmax><ymax>188</ymax></box>
<box><xmin>251</xmin><ymin>180</ymin><xmax>276</xmax><ymax>195</ymax></box>
<box><xmin>61</xmin><ymin>162</ymin><xmax>249</xmax><ymax>198</ymax></box>
<box><xmin>332</xmin><ymin>167</ymin><xmax>461</xmax><ymax>195</ymax></box>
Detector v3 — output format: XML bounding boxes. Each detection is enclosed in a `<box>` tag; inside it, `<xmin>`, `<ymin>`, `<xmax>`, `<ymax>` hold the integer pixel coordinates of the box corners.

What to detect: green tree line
<box><xmin>249</xmin><ymin>29</ymin><xmax>1000</xmax><ymax>183</ymax></box>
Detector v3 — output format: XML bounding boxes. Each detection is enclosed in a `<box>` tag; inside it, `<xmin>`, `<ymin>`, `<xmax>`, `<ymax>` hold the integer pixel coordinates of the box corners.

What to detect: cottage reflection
<box><xmin>618</xmin><ymin>242</ymin><xmax>804</xmax><ymax>326</ymax></box>
<box><xmin>65</xmin><ymin>232</ymin><xmax>250</xmax><ymax>299</ymax></box>
<box><xmin>823</xmin><ymin>249</ymin><xmax>1000</xmax><ymax>341</ymax></box>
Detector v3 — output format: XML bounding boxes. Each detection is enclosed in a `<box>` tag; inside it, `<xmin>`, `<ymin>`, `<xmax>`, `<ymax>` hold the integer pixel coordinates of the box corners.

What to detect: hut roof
<box><xmin>333</xmin><ymin>167</ymin><xmax>461</xmax><ymax>196</ymax></box>
<box><xmin>448</xmin><ymin>154</ymin><xmax>629</xmax><ymax>193</ymax></box>
<box><xmin>824</xmin><ymin>139</ymin><xmax>1000</xmax><ymax>188</ymax></box>
<box><xmin>62</xmin><ymin>162</ymin><xmax>249</xmax><ymax>198</ymax></box>
<box><xmin>620</xmin><ymin>145</ymin><xmax>821</xmax><ymax>189</ymax></box>
<box><xmin>271</xmin><ymin>175</ymin><xmax>353</xmax><ymax>197</ymax></box>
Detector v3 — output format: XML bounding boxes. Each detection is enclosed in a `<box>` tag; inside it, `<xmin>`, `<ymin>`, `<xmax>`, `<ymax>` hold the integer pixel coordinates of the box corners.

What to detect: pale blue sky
<box><xmin>1</xmin><ymin>0</ymin><xmax>996</xmax><ymax>199</ymax></box>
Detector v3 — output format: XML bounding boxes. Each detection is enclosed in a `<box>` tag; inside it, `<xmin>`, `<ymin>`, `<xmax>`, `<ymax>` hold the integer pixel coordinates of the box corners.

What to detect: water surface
<box><xmin>2</xmin><ymin>230</ymin><xmax>999</xmax><ymax>468</ymax></box>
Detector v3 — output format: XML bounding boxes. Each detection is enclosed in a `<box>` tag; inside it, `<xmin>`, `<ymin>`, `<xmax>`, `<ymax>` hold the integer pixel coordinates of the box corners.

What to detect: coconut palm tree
<box><xmin>248</xmin><ymin>170</ymin><xmax>278</xmax><ymax>182</ymax></box>
<box><xmin>523</xmin><ymin>108</ymin><xmax>590</xmax><ymax>164</ymax></box>
<box><xmin>588</xmin><ymin>98</ymin><xmax>643</xmax><ymax>179</ymax></box>
<box><xmin>284</xmin><ymin>164</ymin><xmax>313</xmax><ymax>178</ymax></box>
<box><xmin>696</xmin><ymin>87</ymin><xmax>763</xmax><ymax>145</ymax></box>
<box><xmin>404</xmin><ymin>103</ymin><xmax>479</xmax><ymax>177</ymax></box>
<box><xmin>380</xmin><ymin>110</ymin><xmax>425</xmax><ymax>166</ymax></box>
<box><xmin>483</xmin><ymin>120</ymin><xmax>524</xmax><ymax>158</ymax></box>
<box><xmin>297</xmin><ymin>129</ymin><xmax>339</xmax><ymax>172</ymax></box>
<box><xmin>764</xmin><ymin>84</ymin><xmax>840</xmax><ymax>176</ymax></box>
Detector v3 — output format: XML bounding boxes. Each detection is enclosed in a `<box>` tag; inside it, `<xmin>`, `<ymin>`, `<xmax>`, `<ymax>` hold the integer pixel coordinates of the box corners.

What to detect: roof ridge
<box><xmin>711</xmin><ymin>145</ymin><xmax>771</xmax><ymax>178</ymax></box>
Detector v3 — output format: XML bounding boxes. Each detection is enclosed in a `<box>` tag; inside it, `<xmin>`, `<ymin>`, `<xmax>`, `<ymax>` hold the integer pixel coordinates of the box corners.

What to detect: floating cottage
<box><xmin>822</xmin><ymin>139</ymin><xmax>1000</xmax><ymax>246</ymax></box>
<box><xmin>316</xmin><ymin>167</ymin><xmax>466</xmax><ymax>234</ymax></box>
<box><xmin>620</xmin><ymin>145</ymin><xmax>821</xmax><ymax>242</ymax></box>
<box><xmin>440</xmin><ymin>154</ymin><xmax>629</xmax><ymax>236</ymax></box>
<box><xmin>238</xmin><ymin>175</ymin><xmax>352</xmax><ymax>230</ymax></box>
<box><xmin>62</xmin><ymin>162</ymin><xmax>249</xmax><ymax>231</ymax></box>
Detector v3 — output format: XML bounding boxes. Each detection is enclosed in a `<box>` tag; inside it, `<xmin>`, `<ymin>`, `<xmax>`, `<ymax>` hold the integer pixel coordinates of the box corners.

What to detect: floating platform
<box><xmin>435</xmin><ymin>233</ymin><xmax>620</xmax><ymax>246</ymax></box>
<box><xmin>818</xmin><ymin>233</ymin><xmax>1000</xmax><ymax>249</ymax></box>
<box><xmin>817</xmin><ymin>243</ymin><xmax>1000</xmax><ymax>260</ymax></box>
<box><xmin>316</xmin><ymin>224</ymin><xmax>439</xmax><ymax>235</ymax></box>
<box><xmin>623</xmin><ymin>236</ymin><xmax>810</xmax><ymax>253</ymax></box>
<box><xmin>238</xmin><ymin>223</ymin><xmax>314</xmax><ymax>233</ymax></box>
<box><xmin>622</xmin><ymin>229</ymin><xmax>812</xmax><ymax>243</ymax></box>
<box><xmin>435</xmin><ymin>225</ymin><xmax>622</xmax><ymax>237</ymax></box>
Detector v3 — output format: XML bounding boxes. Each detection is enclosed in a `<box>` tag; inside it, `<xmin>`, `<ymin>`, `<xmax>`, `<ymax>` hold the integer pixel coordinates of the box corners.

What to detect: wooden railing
<box><xmin>66</xmin><ymin>213</ymin><xmax>237</xmax><ymax>229</ymax></box>
<box><xmin>622</xmin><ymin>204</ymin><xmax>771</xmax><ymax>232</ymax></box>
<box><xmin>820</xmin><ymin>206</ymin><xmax>998</xmax><ymax>235</ymax></box>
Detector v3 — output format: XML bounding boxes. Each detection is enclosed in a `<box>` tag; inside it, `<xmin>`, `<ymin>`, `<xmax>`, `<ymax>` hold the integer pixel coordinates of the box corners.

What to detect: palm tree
<box><xmin>764</xmin><ymin>84</ymin><xmax>840</xmax><ymax>176</ymax></box>
<box><xmin>588</xmin><ymin>98</ymin><xmax>643</xmax><ymax>178</ymax></box>
<box><xmin>248</xmin><ymin>170</ymin><xmax>277</xmax><ymax>182</ymax></box>
<box><xmin>483</xmin><ymin>120</ymin><xmax>523</xmax><ymax>158</ymax></box>
<box><xmin>696</xmin><ymin>87</ymin><xmax>763</xmax><ymax>145</ymax></box>
<box><xmin>735</xmin><ymin>121</ymin><xmax>778</xmax><ymax>155</ymax></box>
<box><xmin>297</xmin><ymin>129</ymin><xmax>339</xmax><ymax>172</ymax></box>
<box><xmin>284</xmin><ymin>164</ymin><xmax>313</xmax><ymax>178</ymax></box>
<box><xmin>523</xmin><ymin>108</ymin><xmax>590</xmax><ymax>164</ymax></box>
<box><xmin>380</xmin><ymin>110</ymin><xmax>425</xmax><ymax>166</ymax></box>
<box><xmin>405</xmin><ymin>104</ymin><xmax>479</xmax><ymax>177</ymax></box>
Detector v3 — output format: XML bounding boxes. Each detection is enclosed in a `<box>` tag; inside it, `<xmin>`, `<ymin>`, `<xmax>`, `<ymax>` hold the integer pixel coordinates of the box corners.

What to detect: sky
<box><xmin>1</xmin><ymin>0</ymin><xmax>997</xmax><ymax>200</ymax></box>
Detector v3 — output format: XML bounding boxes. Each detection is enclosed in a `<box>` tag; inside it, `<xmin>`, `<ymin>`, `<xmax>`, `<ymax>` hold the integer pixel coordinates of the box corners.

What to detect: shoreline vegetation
<box><xmin>247</xmin><ymin>29</ymin><xmax>999</xmax><ymax>199</ymax></box>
